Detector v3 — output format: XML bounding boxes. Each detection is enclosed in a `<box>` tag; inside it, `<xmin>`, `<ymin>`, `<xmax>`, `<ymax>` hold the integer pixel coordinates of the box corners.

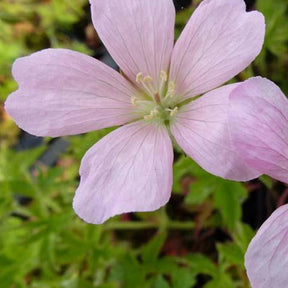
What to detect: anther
<box><xmin>166</xmin><ymin>81</ymin><xmax>176</xmax><ymax>98</ymax></box>
<box><xmin>143</xmin><ymin>76</ymin><xmax>153</xmax><ymax>83</ymax></box>
<box><xmin>154</xmin><ymin>92</ymin><xmax>161</xmax><ymax>105</ymax></box>
<box><xmin>136</xmin><ymin>72</ymin><xmax>158</xmax><ymax>100</ymax></box>
<box><xmin>151</xmin><ymin>108</ymin><xmax>159</xmax><ymax>116</ymax></box>
<box><xmin>131</xmin><ymin>96</ymin><xmax>138</xmax><ymax>106</ymax></box>
<box><xmin>144</xmin><ymin>115</ymin><xmax>153</xmax><ymax>121</ymax></box>
<box><xmin>160</xmin><ymin>71</ymin><xmax>168</xmax><ymax>82</ymax></box>
<box><xmin>168</xmin><ymin>81</ymin><xmax>175</xmax><ymax>90</ymax></box>
<box><xmin>136</xmin><ymin>72</ymin><xmax>143</xmax><ymax>84</ymax></box>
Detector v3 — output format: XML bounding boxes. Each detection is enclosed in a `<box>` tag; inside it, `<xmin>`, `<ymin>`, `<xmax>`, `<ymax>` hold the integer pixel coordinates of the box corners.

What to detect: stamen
<box><xmin>136</xmin><ymin>72</ymin><xmax>158</xmax><ymax>100</ymax></box>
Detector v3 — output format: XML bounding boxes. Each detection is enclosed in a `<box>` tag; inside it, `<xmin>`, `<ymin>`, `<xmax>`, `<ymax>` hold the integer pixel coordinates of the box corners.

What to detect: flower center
<box><xmin>131</xmin><ymin>71</ymin><xmax>178</xmax><ymax>124</ymax></box>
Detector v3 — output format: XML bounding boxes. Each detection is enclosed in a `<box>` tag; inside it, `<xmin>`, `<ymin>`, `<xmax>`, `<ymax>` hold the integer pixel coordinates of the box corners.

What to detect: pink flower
<box><xmin>228</xmin><ymin>77</ymin><xmax>288</xmax><ymax>287</ymax></box>
<box><xmin>245</xmin><ymin>204</ymin><xmax>288</xmax><ymax>288</ymax></box>
<box><xmin>5</xmin><ymin>0</ymin><xmax>265</xmax><ymax>224</ymax></box>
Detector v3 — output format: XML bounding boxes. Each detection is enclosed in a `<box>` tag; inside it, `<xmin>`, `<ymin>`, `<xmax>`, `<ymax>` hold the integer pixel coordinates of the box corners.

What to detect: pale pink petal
<box><xmin>245</xmin><ymin>204</ymin><xmax>288</xmax><ymax>288</ymax></box>
<box><xmin>90</xmin><ymin>0</ymin><xmax>175</xmax><ymax>87</ymax></box>
<box><xmin>73</xmin><ymin>121</ymin><xmax>173</xmax><ymax>224</ymax></box>
<box><xmin>170</xmin><ymin>84</ymin><xmax>260</xmax><ymax>181</ymax></box>
<box><xmin>170</xmin><ymin>0</ymin><xmax>265</xmax><ymax>101</ymax></box>
<box><xmin>229</xmin><ymin>77</ymin><xmax>288</xmax><ymax>184</ymax></box>
<box><xmin>5</xmin><ymin>49</ymin><xmax>138</xmax><ymax>137</ymax></box>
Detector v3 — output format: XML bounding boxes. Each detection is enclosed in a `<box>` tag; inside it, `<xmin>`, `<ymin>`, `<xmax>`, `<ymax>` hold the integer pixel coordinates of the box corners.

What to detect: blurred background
<box><xmin>0</xmin><ymin>0</ymin><xmax>288</xmax><ymax>287</ymax></box>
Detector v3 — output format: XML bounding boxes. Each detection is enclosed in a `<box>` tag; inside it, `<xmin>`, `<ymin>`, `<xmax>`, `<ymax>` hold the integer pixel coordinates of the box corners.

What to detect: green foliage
<box><xmin>255</xmin><ymin>0</ymin><xmax>288</xmax><ymax>93</ymax></box>
<box><xmin>1</xmin><ymin>0</ymin><xmax>288</xmax><ymax>287</ymax></box>
<box><xmin>141</xmin><ymin>232</ymin><xmax>167</xmax><ymax>263</ymax></box>
<box><xmin>214</xmin><ymin>180</ymin><xmax>247</xmax><ymax>231</ymax></box>
<box><xmin>0</xmin><ymin>0</ymin><xmax>90</xmax><ymax>101</ymax></box>
<box><xmin>257</xmin><ymin>0</ymin><xmax>288</xmax><ymax>58</ymax></box>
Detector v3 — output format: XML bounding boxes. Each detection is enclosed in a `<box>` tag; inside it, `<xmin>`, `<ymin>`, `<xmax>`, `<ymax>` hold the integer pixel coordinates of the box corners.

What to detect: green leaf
<box><xmin>141</xmin><ymin>232</ymin><xmax>167</xmax><ymax>263</ymax></box>
<box><xmin>259</xmin><ymin>175</ymin><xmax>273</xmax><ymax>189</ymax></box>
<box><xmin>173</xmin><ymin>156</ymin><xmax>215</xmax><ymax>194</ymax></box>
<box><xmin>186</xmin><ymin>254</ymin><xmax>218</xmax><ymax>277</ymax></box>
<box><xmin>110</xmin><ymin>254</ymin><xmax>145</xmax><ymax>288</ymax></box>
<box><xmin>213</xmin><ymin>180</ymin><xmax>247</xmax><ymax>231</ymax></box>
<box><xmin>185</xmin><ymin>179</ymin><xmax>215</xmax><ymax>205</ymax></box>
<box><xmin>172</xmin><ymin>268</ymin><xmax>196</xmax><ymax>288</ymax></box>
<box><xmin>204</xmin><ymin>272</ymin><xmax>235</xmax><ymax>288</ymax></box>
<box><xmin>154</xmin><ymin>275</ymin><xmax>170</xmax><ymax>288</ymax></box>
<box><xmin>0</xmin><ymin>267</ymin><xmax>18</xmax><ymax>288</ymax></box>
<box><xmin>257</xmin><ymin>0</ymin><xmax>288</xmax><ymax>58</ymax></box>
<box><xmin>217</xmin><ymin>242</ymin><xmax>244</xmax><ymax>267</ymax></box>
<box><xmin>233</xmin><ymin>223</ymin><xmax>255</xmax><ymax>253</ymax></box>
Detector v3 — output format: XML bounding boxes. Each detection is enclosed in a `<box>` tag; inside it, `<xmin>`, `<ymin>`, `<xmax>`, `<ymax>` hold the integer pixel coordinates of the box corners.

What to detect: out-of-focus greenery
<box><xmin>0</xmin><ymin>0</ymin><xmax>287</xmax><ymax>287</ymax></box>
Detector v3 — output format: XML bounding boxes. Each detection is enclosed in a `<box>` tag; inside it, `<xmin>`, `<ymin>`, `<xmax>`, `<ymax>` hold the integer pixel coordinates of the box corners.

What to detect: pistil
<box><xmin>167</xmin><ymin>107</ymin><xmax>178</xmax><ymax>117</ymax></box>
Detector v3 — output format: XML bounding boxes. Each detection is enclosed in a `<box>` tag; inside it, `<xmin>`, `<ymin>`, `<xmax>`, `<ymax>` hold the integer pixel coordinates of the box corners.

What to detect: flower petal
<box><xmin>170</xmin><ymin>0</ymin><xmax>265</xmax><ymax>101</ymax></box>
<box><xmin>90</xmin><ymin>0</ymin><xmax>175</xmax><ymax>87</ymax></box>
<box><xmin>170</xmin><ymin>84</ymin><xmax>260</xmax><ymax>181</ymax></box>
<box><xmin>5</xmin><ymin>49</ymin><xmax>138</xmax><ymax>137</ymax></box>
<box><xmin>229</xmin><ymin>77</ymin><xmax>288</xmax><ymax>183</ymax></box>
<box><xmin>245</xmin><ymin>204</ymin><xmax>288</xmax><ymax>288</ymax></box>
<box><xmin>73</xmin><ymin>121</ymin><xmax>173</xmax><ymax>224</ymax></box>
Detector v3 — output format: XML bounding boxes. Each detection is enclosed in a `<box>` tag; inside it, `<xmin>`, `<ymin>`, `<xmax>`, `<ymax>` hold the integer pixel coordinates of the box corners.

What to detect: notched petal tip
<box><xmin>6</xmin><ymin>48</ymin><xmax>138</xmax><ymax>137</ymax></box>
<box><xmin>170</xmin><ymin>0</ymin><xmax>266</xmax><ymax>100</ymax></box>
<box><xmin>90</xmin><ymin>0</ymin><xmax>175</xmax><ymax>84</ymax></box>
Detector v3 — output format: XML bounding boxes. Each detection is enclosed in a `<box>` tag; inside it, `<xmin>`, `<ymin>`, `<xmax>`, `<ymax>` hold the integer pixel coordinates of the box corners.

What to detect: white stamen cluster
<box><xmin>132</xmin><ymin>71</ymin><xmax>178</xmax><ymax>123</ymax></box>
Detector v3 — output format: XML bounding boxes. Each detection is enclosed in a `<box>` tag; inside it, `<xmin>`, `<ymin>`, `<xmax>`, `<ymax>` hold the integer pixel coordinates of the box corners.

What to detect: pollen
<box><xmin>136</xmin><ymin>72</ymin><xmax>143</xmax><ymax>84</ymax></box>
<box><xmin>143</xmin><ymin>76</ymin><xmax>153</xmax><ymax>83</ymax></box>
<box><xmin>131</xmin><ymin>96</ymin><xmax>138</xmax><ymax>106</ymax></box>
<box><xmin>144</xmin><ymin>108</ymin><xmax>159</xmax><ymax>121</ymax></box>
<box><xmin>166</xmin><ymin>81</ymin><xmax>176</xmax><ymax>98</ymax></box>
<box><xmin>135</xmin><ymin>72</ymin><xmax>158</xmax><ymax>102</ymax></box>
<box><xmin>160</xmin><ymin>70</ymin><xmax>168</xmax><ymax>82</ymax></box>
<box><xmin>134</xmin><ymin>71</ymin><xmax>179</xmax><ymax>123</ymax></box>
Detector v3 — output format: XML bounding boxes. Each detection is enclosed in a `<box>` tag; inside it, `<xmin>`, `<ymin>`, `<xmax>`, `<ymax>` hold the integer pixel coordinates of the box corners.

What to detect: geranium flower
<box><xmin>5</xmin><ymin>0</ymin><xmax>265</xmax><ymax>224</ymax></box>
<box><xmin>245</xmin><ymin>204</ymin><xmax>288</xmax><ymax>288</ymax></box>
<box><xmin>228</xmin><ymin>77</ymin><xmax>288</xmax><ymax>287</ymax></box>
